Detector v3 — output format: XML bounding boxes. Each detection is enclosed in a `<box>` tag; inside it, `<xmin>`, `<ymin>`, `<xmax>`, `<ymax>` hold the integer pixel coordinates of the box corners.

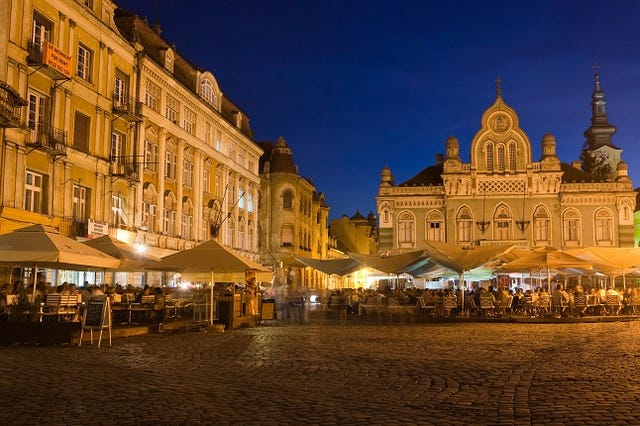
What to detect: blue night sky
<box><xmin>116</xmin><ymin>0</ymin><xmax>640</xmax><ymax>220</ymax></box>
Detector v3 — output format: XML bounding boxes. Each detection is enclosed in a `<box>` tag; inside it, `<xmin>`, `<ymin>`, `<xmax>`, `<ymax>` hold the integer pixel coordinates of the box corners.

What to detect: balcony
<box><xmin>0</xmin><ymin>82</ymin><xmax>27</xmax><ymax>128</ymax></box>
<box><xmin>27</xmin><ymin>41</ymin><xmax>72</xmax><ymax>81</ymax></box>
<box><xmin>112</xmin><ymin>96</ymin><xmax>142</xmax><ymax>122</ymax></box>
<box><xmin>60</xmin><ymin>217</ymin><xmax>88</xmax><ymax>239</ymax></box>
<box><xmin>25</xmin><ymin>123</ymin><xmax>67</xmax><ymax>158</ymax></box>
<box><xmin>110</xmin><ymin>156</ymin><xmax>139</xmax><ymax>182</ymax></box>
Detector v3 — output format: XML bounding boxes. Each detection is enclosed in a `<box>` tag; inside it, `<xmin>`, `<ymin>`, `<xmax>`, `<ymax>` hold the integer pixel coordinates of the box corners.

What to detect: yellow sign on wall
<box><xmin>43</xmin><ymin>41</ymin><xmax>72</xmax><ymax>78</ymax></box>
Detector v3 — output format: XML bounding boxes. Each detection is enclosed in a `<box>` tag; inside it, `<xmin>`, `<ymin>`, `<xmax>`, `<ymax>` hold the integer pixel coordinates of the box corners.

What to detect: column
<box><xmin>67</xmin><ymin>20</ymin><xmax>76</xmax><ymax>58</ymax></box>
<box><xmin>176</xmin><ymin>139</ymin><xmax>185</xmax><ymax>238</ymax></box>
<box><xmin>95</xmin><ymin>172</ymin><xmax>104</xmax><ymax>222</ymax></box>
<box><xmin>57</xmin><ymin>12</ymin><xmax>66</xmax><ymax>51</ymax></box>
<box><xmin>14</xmin><ymin>146</ymin><xmax>26</xmax><ymax>209</ymax></box>
<box><xmin>63</xmin><ymin>89</ymin><xmax>72</xmax><ymax>139</ymax></box>
<box><xmin>103</xmin><ymin>110</ymin><xmax>111</xmax><ymax>159</ymax></box>
<box><xmin>94</xmin><ymin>106</ymin><xmax>103</xmax><ymax>155</ymax></box>
<box><xmin>193</xmin><ymin>151</ymin><xmax>203</xmax><ymax>241</ymax></box>
<box><xmin>156</xmin><ymin>128</ymin><xmax>167</xmax><ymax>233</ymax></box>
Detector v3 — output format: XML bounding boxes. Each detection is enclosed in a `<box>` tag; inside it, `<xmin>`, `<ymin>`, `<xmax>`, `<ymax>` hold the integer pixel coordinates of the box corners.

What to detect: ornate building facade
<box><xmin>0</xmin><ymin>0</ymin><xmax>262</xmax><ymax>285</ymax></box>
<box><xmin>258</xmin><ymin>137</ymin><xmax>330</xmax><ymax>289</ymax></box>
<box><xmin>376</xmin><ymin>77</ymin><xmax>636</xmax><ymax>253</ymax></box>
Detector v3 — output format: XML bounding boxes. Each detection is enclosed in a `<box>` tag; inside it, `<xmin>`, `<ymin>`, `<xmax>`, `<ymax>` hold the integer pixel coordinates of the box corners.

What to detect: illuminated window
<box><xmin>201</xmin><ymin>79</ymin><xmax>216</xmax><ymax>106</ymax></box>
<box><xmin>142</xmin><ymin>202</ymin><xmax>157</xmax><ymax>233</ymax></box>
<box><xmin>111</xmin><ymin>194</ymin><xmax>128</xmax><ymax>228</ymax></box>
<box><xmin>31</xmin><ymin>12</ymin><xmax>52</xmax><ymax>51</ymax></box>
<box><xmin>72</xmin><ymin>184</ymin><xmax>88</xmax><ymax>219</ymax></box>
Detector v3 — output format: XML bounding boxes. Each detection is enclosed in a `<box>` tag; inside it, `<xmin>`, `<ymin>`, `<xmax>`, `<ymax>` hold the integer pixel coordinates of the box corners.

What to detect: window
<box><xmin>111</xmin><ymin>194</ymin><xmax>128</xmax><ymax>228</ymax></box>
<box><xmin>27</xmin><ymin>91</ymin><xmax>47</xmax><ymax>135</ymax></box>
<box><xmin>201</xmin><ymin>79</ymin><xmax>216</xmax><ymax>105</ymax></box>
<box><xmin>397</xmin><ymin>212</ymin><xmax>415</xmax><ymax>247</ymax></box>
<box><xmin>203</xmin><ymin>168</ymin><xmax>210</xmax><ymax>193</ymax></box>
<box><xmin>32</xmin><ymin>12</ymin><xmax>52</xmax><ymax>51</ymax></box>
<box><xmin>215</xmin><ymin>129</ymin><xmax>222</xmax><ymax>151</ymax></box>
<box><xmin>111</xmin><ymin>131</ymin><xmax>125</xmax><ymax>162</ymax></box>
<box><xmin>142</xmin><ymin>202</ymin><xmax>157</xmax><ymax>233</ymax></box>
<box><xmin>486</xmin><ymin>142</ymin><xmax>494</xmax><ymax>172</ymax></box>
<box><xmin>183</xmin><ymin>159</ymin><xmax>194</xmax><ymax>187</ymax></box>
<box><xmin>145</xmin><ymin>80</ymin><xmax>160</xmax><ymax>111</ymax></box>
<box><xmin>165</xmin><ymin>151</ymin><xmax>177</xmax><ymax>179</ymax></box>
<box><xmin>183</xmin><ymin>108</ymin><xmax>195</xmax><ymax>134</ymax></box>
<box><xmin>563</xmin><ymin>210</ymin><xmax>581</xmax><ymax>244</ymax></box>
<box><xmin>181</xmin><ymin>213</ymin><xmax>193</xmax><ymax>240</ymax></box>
<box><xmin>77</xmin><ymin>43</ymin><xmax>93</xmax><ymax>82</ymax></box>
<box><xmin>238</xmin><ymin>188</ymin><xmax>245</xmax><ymax>209</ymax></box>
<box><xmin>247</xmin><ymin>192</ymin><xmax>254</xmax><ymax>213</ymax></box>
<box><xmin>165</xmin><ymin>95</ymin><xmax>178</xmax><ymax>123</ymax></box>
<box><xmin>282</xmin><ymin>190</ymin><xmax>293</xmax><ymax>209</ymax></box>
<box><xmin>114</xmin><ymin>70</ymin><xmax>128</xmax><ymax>106</ymax></box>
<box><xmin>82</xmin><ymin>0</ymin><xmax>94</xmax><ymax>8</ymax></box>
<box><xmin>497</xmin><ymin>145</ymin><xmax>505</xmax><ymax>172</ymax></box>
<box><xmin>281</xmin><ymin>224</ymin><xmax>293</xmax><ymax>247</ymax></box>
<box><xmin>533</xmin><ymin>207</ymin><xmax>550</xmax><ymax>244</ymax></box>
<box><xmin>508</xmin><ymin>142</ymin><xmax>516</xmax><ymax>171</ymax></box>
<box><xmin>73</xmin><ymin>111</ymin><xmax>90</xmax><ymax>151</ymax></box>
<box><xmin>25</xmin><ymin>171</ymin><xmax>44</xmax><ymax>213</ymax></box>
<box><xmin>238</xmin><ymin>149</ymin><xmax>245</xmax><ymax>167</ymax></box>
<box><xmin>494</xmin><ymin>207</ymin><xmax>511</xmax><ymax>241</ymax></box>
<box><xmin>215</xmin><ymin>168</ymin><xmax>223</xmax><ymax>197</ymax></box>
<box><xmin>72</xmin><ymin>184</ymin><xmax>89</xmax><ymax>219</ymax></box>
<box><xmin>163</xmin><ymin>208</ymin><xmax>176</xmax><ymax>236</ymax></box>
<box><xmin>595</xmin><ymin>209</ymin><xmax>613</xmax><ymax>244</ymax></box>
<box><xmin>144</xmin><ymin>140</ymin><xmax>158</xmax><ymax>172</ymax></box>
<box><xmin>426</xmin><ymin>211</ymin><xmax>443</xmax><ymax>242</ymax></box>
<box><xmin>456</xmin><ymin>207</ymin><xmax>472</xmax><ymax>243</ymax></box>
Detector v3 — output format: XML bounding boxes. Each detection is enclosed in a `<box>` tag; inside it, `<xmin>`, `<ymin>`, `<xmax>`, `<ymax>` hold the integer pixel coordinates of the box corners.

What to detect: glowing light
<box><xmin>135</xmin><ymin>243</ymin><xmax>146</xmax><ymax>254</ymax></box>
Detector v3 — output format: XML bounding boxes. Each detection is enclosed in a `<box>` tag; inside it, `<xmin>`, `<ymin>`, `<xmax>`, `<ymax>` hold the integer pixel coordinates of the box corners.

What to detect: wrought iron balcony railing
<box><xmin>25</xmin><ymin>123</ymin><xmax>67</xmax><ymax>158</ymax></box>
<box><xmin>0</xmin><ymin>82</ymin><xmax>27</xmax><ymax>128</ymax></box>
<box><xmin>110</xmin><ymin>156</ymin><xmax>139</xmax><ymax>181</ymax></box>
<box><xmin>112</xmin><ymin>95</ymin><xmax>142</xmax><ymax>121</ymax></box>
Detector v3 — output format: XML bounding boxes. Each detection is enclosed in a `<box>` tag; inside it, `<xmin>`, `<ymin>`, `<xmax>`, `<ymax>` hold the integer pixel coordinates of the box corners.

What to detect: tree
<box><xmin>579</xmin><ymin>141</ymin><xmax>612</xmax><ymax>181</ymax></box>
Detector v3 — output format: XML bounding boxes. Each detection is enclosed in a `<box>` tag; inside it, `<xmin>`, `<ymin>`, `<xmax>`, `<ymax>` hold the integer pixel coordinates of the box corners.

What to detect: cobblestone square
<box><xmin>1</xmin><ymin>320</ymin><xmax>639</xmax><ymax>425</ymax></box>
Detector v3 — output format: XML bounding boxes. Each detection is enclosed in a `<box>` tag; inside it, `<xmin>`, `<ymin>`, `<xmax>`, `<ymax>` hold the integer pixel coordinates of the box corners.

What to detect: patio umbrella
<box><xmin>146</xmin><ymin>238</ymin><xmax>269</xmax><ymax>324</ymax></box>
<box><xmin>0</xmin><ymin>224</ymin><xmax>120</xmax><ymax>298</ymax></box>
<box><xmin>423</xmin><ymin>241</ymin><xmax>516</xmax><ymax>313</ymax></box>
<box><xmin>294</xmin><ymin>256</ymin><xmax>362</xmax><ymax>276</ymax></box>
<box><xmin>349</xmin><ymin>250</ymin><xmax>428</xmax><ymax>275</ymax></box>
<box><xmin>499</xmin><ymin>246</ymin><xmax>593</xmax><ymax>292</ymax></box>
<box><xmin>82</xmin><ymin>235</ymin><xmax>161</xmax><ymax>270</ymax></box>
<box><xmin>568</xmin><ymin>247</ymin><xmax>640</xmax><ymax>289</ymax></box>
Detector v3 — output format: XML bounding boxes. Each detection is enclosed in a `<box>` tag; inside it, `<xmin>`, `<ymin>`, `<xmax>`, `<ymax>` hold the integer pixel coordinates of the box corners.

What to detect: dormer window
<box><xmin>164</xmin><ymin>48</ymin><xmax>174</xmax><ymax>73</ymax></box>
<box><xmin>201</xmin><ymin>79</ymin><xmax>216</xmax><ymax>106</ymax></box>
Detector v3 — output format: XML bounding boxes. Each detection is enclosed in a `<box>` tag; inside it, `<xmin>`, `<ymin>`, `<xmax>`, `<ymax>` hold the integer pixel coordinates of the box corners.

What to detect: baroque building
<box><xmin>258</xmin><ymin>137</ymin><xmax>329</xmax><ymax>289</ymax></box>
<box><xmin>0</xmin><ymin>0</ymin><xmax>262</xmax><ymax>284</ymax></box>
<box><xmin>376</xmin><ymin>76</ymin><xmax>636</xmax><ymax>253</ymax></box>
<box><xmin>329</xmin><ymin>210</ymin><xmax>378</xmax><ymax>255</ymax></box>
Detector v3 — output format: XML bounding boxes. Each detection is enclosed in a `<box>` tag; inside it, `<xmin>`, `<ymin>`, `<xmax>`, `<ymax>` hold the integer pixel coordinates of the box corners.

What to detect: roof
<box><xmin>560</xmin><ymin>162</ymin><xmax>604</xmax><ymax>183</ymax></box>
<box><xmin>399</xmin><ymin>163</ymin><xmax>444</xmax><ymax>187</ymax></box>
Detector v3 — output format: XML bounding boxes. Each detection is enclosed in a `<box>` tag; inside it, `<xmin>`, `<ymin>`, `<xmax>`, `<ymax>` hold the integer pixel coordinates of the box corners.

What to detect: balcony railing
<box><xmin>110</xmin><ymin>156</ymin><xmax>139</xmax><ymax>181</ymax></box>
<box><xmin>112</xmin><ymin>96</ymin><xmax>142</xmax><ymax>122</ymax></box>
<box><xmin>0</xmin><ymin>82</ymin><xmax>27</xmax><ymax>128</ymax></box>
<box><xmin>25</xmin><ymin>123</ymin><xmax>67</xmax><ymax>158</ymax></box>
<box><xmin>59</xmin><ymin>217</ymin><xmax>88</xmax><ymax>239</ymax></box>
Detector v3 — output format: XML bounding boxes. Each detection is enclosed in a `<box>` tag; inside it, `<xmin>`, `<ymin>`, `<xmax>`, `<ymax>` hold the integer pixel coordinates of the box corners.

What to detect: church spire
<box><xmin>584</xmin><ymin>66</ymin><xmax>617</xmax><ymax>149</ymax></box>
<box><xmin>495</xmin><ymin>76</ymin><xmax>502</xmax><ymax>98</ymax></box>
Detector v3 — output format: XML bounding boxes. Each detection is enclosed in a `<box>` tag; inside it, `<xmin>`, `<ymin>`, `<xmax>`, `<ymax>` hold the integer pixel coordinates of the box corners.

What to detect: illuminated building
<box><xmin>0</xmin><ymin>0</ymin><xmax>262</xmax><ymax>285</ymax></box>
<box><xmin>330</xmin><ymin>210</ymin><xmax>378</xmax><ymax>255</ymax></box>
<box><xmin>258</xmin><ymin>137</ymin><xmax>330</xmax><ymax>289</ymax></box>
<box><xmin>376</xmin><ymin>76</ymin><xmax>636</xmax><ymax>253</ymax></box>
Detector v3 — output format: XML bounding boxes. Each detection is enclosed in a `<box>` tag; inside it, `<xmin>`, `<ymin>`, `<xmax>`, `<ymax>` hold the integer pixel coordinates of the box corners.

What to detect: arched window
<box><xmin>508</xmin><ymin>142</ymin><xmax>516</xmax><ymax>171</ymax></box>
<box><xmin>397</xmin><ymin>212</ymin><xmax>415</xmax><ymax>247</ymax></box>
<box><xmin>200</xmin><ymin>79</ymin><xmax>216</xmax><ymax>106</ymax></box>
<box><xmin>497</xmin><ymin>145</ymin><xmax>505</xmax><ymax>172</ymax></box>
<box><xmin>563</xmin><ymin>209</ymin><xmax>581</xmax><ymax>244</ymax></box>
<box><xmin>494</xmin><ymin>205</ymin><xmax>511</xmax><ymax>240</ymax></box>
<box><xmin>486</xmin><ymin>142</ymin><xmax>494</xmax><ymax>172</ymax></box>
<box><xmin>282</xmin><ymin>190</ymin><xmax>293</xmax><ymax>209</ymax></box>
<box><xmin>533</xmin><ymin>205</ymin><xmax>550</xmax><ymax>244</ymax></box>
<box><xmin>456</xmin><ymin>207</ymin><xmax>472</xmax><ymax>243</ymax></box>
<box><xmin>425</xmin><ymin>210</ymin><xmax>444</xmax><ymax>242</ymax></box>
<box><xmin>595</xmin><ymin>208</ymin><xmax>613</xmax><ymax>244</ymax></box>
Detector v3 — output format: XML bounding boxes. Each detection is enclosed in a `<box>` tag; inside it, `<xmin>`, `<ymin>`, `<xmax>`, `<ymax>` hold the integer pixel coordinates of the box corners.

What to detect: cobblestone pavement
<box><xmin>1</xmin><ymin>319</ymin><xmax>640</xmax><ymax>425</ymax></box>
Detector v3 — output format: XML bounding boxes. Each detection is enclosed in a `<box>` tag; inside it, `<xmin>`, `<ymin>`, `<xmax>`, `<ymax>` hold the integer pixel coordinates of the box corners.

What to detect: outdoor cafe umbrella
<box><xmin>568</xmin><ymin>247</ymin><xmax>640</xmax><ymax>289</ymax></box>
<box><xmin>423</xmin><ymin>241</ymin><xmax>515</xmax><ymax>313</ymax></box>
<box><xmin>146</xmin><ymin>238</ymin><xmax>270</xmax><ymax>324</ymax></box>
<box><xmin>82</xmin><ymin>235</ymin><xmax>161</xmax><ymax>271</ymax></box>
<box><xmin>0</xmin><ymin>224</ymin><xmax>120</xmax><ymax>299</ymax></box>
<box><xmin>499</xmin><ymin>246</ymin><xmax>593</xmax><ymax>292</ymax></box>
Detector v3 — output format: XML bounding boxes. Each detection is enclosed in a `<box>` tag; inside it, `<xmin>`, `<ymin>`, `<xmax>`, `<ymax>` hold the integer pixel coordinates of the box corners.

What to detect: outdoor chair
<box><xmin>442</xmin><ymin>295</ymin><xmax>458</xmax><ymax>317</ymax></box>
<box><xmin>535</xmin><ymin>295</ymin><xmax>551</xmax><ymax>317</ymax></box>
<box><xmin>479</xmin><ymin>297</ymin><xmax>495</xmax><ymax>317</ymax></box>
<box><xmin>572</xmin><ymin>294</ymin><xmax>588</xmax><ymax>316</ymax></box>
<box><xmin>551</xmin><ymin>296</ymin><xmax>568</xmax><ymax>317</ymax></box>
<box><xmin>604</xmin><ymin>295</ymin><xmax>622</xmax><ymax>315</ymax></box>
<box><xmin>496</xmin><ymin>296</ymin><xmax>513</xmax><ymax>316</ymax></box>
